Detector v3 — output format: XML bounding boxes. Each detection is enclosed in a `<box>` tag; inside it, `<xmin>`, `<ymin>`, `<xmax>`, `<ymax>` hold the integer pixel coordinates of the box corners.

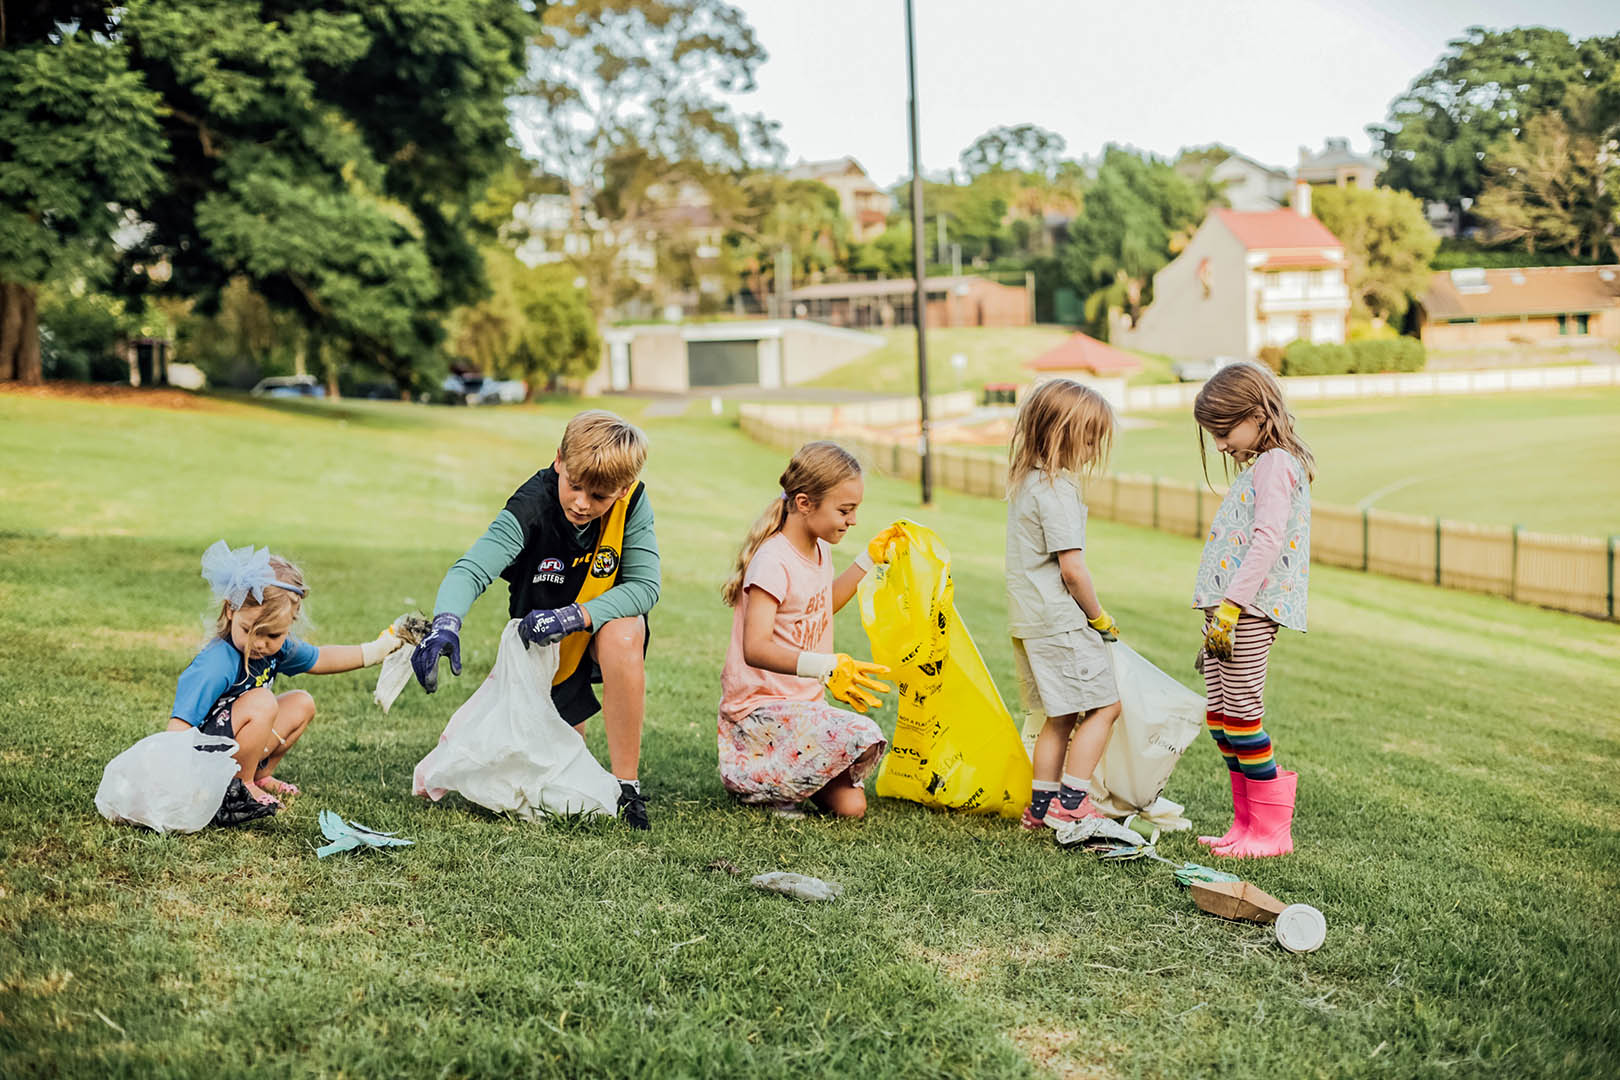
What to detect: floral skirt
<box><xmin>718</xmin><ymin>699</ymin><xmax>888</xmax><ymax>805</ymax></box>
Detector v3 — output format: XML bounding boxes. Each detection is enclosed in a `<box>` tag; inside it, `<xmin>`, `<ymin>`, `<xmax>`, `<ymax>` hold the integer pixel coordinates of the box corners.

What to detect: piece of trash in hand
<box><xmin>373</xmin><ymin>612</ymin><xmax>431</xmax><ymax>714</ymax></box>
<box><xmin>749</xmin><ymin>871</ymin><xmax>842</xmax><ymax>901</ymax></box>
<box><xmin>315</xmin><ymin>809</ymin><xmax>414</xmax><ymax>858</ymax></box>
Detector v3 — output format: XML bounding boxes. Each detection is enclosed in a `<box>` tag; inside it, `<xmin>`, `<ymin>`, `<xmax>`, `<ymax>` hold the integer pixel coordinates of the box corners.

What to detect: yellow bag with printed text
<box><xmin>859</xmin><ymin>521</ymin><xmax>1031</xmax><ymax>817</ymax></box>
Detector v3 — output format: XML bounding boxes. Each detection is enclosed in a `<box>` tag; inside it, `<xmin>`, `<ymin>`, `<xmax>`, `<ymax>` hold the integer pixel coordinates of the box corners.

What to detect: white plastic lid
<box><xmin>1275</xmin><ymin>903</ymin><xmax>1327</xmax><ymax>953</ymax></box>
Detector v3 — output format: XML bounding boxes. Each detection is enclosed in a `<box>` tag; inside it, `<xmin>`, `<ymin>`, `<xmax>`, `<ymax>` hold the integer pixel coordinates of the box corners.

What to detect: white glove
<box><xmin>360</xmin><ymin>628</ymin><xmax>406</xmax><ymax>667</ymax></box>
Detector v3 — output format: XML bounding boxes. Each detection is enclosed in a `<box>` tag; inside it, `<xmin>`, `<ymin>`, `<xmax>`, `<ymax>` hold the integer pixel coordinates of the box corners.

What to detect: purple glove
<box><xmin>518</xmin><ymin>603</ymin><xmax>588</xmax><ymax>649</ymax></box>
<box><xmin>411</xmin><ymin>613</ymin><xmax>462</xmax><ymax>693</ymax></box>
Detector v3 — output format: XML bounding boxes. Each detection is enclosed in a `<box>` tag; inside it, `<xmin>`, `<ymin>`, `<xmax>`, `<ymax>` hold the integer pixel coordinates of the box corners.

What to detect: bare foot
<box><xmin>243</xmin><ymin>780</ymin><xmax>282</xmax><ymax>807</ymax></box>
<box><xmin>257</xmin><ymin>776</ymin><xmax>301</xmax><ymax>797</ymax></box>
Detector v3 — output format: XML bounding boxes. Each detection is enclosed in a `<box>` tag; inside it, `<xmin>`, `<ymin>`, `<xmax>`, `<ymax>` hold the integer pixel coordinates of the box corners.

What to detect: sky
<box><xmin>724</xmin><ymin>0</ymin><xmax>1619</xmax><ymax>186</ymax></box>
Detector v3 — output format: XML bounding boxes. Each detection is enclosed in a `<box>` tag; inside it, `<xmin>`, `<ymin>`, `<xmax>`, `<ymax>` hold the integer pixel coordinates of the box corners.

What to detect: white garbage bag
<box><xmin>412</xmin><ymin>620</ymin><xmax>620</xmax><ymax>819</ymax></box>
<box><xmin>1089</xmin><ymin>641</ymin><xmax>1206</xmax><ymax>819</ymax></box>
<box><xmin>95</xmin><ymin>729</ymin><xmax>241</xmax><ymax>833</ymax></box>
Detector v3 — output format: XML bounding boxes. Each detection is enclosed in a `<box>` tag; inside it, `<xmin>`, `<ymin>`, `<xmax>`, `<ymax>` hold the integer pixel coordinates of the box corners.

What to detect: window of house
<box><xmin>1577</xmin><ymin>313</ymin><xmax>1590</xmax><ymax>335</ymax></box>
<box><xmin>1558</xmin><ymin>314</ymin><xmax>1569</xmax><ymax>335</ymax></box>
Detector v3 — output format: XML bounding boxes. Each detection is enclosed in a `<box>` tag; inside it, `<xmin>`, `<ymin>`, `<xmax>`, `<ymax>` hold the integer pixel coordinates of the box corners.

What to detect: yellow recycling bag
<box><xmin>859</xmin><ymin>521</ymin><xmax>1031</xmax><ymax>817</ymax></box>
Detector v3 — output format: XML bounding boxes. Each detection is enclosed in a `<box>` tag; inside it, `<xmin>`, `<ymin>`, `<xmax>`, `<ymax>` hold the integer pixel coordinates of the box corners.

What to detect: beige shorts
<box><xmin>1012</xmin><ymin>629</ymin><xmax>1119</xmax><ymax>718</ymax></box>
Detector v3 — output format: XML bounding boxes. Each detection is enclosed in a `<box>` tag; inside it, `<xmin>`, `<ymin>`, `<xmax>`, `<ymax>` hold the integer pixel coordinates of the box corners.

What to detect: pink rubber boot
<box><xmin>1198</xmin><ymin>771</ymin><xmax>1249</xmax><ymax>849</ymax></box>
<box><xmin>1217</xmin><ymin>770</ymin><xmax>1296</xmax><ymax>858</ymax></box>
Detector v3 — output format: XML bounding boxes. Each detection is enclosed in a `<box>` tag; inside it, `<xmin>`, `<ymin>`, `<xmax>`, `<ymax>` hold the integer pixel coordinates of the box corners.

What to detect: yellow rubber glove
<box><xmin>825</xmin><ymin>654</ymin><xmax>892</xmax><ymax>713</ymax></box>
<box><xmin>1202</xmin><ymin>600</ymin><xmax>1242</xmax><ymax>661</ymax></box>
<box><xmin>1088</xmin><ymin>609</ymin><xmax>1120</xmax><ymax>642</ymax></box>
<box><xmin>866</xmin><ymin>524</ymin><xmax>906</xmax><ymax>566</ymax></box>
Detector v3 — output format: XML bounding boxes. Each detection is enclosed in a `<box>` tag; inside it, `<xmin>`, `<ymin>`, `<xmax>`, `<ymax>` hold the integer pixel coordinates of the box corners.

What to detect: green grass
<box><xmin>3</xmin><ymin>390</ymin><xmax>1620</xmax><ymax>1078</ymax></box>
<box><xmin>809</xmin><ymin>327</ymin><xmax>1176</xmax><ymax>396</ymax></box>
<box><xmin>954</xmin><ymin>388</ymin><xmax>1620</xmax><ymax>537</ymax></box>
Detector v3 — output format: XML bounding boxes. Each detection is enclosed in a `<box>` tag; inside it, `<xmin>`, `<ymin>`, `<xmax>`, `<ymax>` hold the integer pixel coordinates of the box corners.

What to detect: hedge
<box><xmin>1280</xmin><ymin>337</ymin><xmax>1425</xmax><ymax>376</ymax></box>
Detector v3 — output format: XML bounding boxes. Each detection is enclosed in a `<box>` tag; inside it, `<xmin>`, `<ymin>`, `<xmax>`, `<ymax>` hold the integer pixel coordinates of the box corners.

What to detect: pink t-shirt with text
<box><xmin>719</xmin><ymin>532</ymin><xmax>834</xmax><ymax>724</ymax></box>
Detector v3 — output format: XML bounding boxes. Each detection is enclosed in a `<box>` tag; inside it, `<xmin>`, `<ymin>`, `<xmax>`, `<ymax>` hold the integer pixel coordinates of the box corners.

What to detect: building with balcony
<box><xmin>1296</xmin><ymin>137</ymin><xmax>1379</xmax><ymax>189</ymax></box>
<box><xmin>785</xmin><ymin>157</ymin><xmax>893</xmax><ymax>243</ymax></box>
<box><xmin>1118</xmin><ymin>182</ymin><xmax>1349</xmax><ymax>361</ymax></box>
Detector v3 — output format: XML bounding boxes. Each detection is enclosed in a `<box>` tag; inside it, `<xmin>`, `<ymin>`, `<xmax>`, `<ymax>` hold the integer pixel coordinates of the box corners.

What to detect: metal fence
<box><xmin>738</xmin><ymin>409</ymin><xmax>1619</xmax><ymax>621</ymax></box>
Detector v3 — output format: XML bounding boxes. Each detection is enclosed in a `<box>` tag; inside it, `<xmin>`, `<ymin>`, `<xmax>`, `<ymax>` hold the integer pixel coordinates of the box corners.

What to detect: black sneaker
<box><xmin>617</xmin><ymin>782</ymin><xmax>650</xmax><ymax>831</ymax></box>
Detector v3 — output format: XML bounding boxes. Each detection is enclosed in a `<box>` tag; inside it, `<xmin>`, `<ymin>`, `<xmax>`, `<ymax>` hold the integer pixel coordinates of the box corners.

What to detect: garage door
<box><xmin>686</xmin><ymin>340</ymin><xmax>759</xmax><ymax>387</ymax></box>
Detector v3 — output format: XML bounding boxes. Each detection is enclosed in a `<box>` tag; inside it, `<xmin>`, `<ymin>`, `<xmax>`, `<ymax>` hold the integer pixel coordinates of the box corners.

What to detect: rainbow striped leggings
<box><xmin>1201</xmin><ymin>612</ymin><xmax>1280</xmax><ymax>781</ymax></box>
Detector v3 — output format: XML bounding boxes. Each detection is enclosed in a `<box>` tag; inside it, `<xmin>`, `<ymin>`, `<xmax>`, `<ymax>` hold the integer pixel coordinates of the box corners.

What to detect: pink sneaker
<box><xmin>1020</xmin><ymin>804</ymin><xmax>1048</xmax><ymax>830</ymax></box>
<box><xmin>1044</xmin><ymin>794</ymin><xmax>1107</xmax><ymax>827</ymax></box>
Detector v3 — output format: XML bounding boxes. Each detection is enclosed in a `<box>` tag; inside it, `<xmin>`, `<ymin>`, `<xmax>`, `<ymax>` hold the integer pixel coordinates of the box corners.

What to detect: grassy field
<box><xmin>940</xmin><ymin>388</ymin><xmax>1620</xmax><ymax>537</ymax></box>
<box><xmin>3</xmin><ymin>388</ymin><xmax>1619</xmax><ymax>1078</ymax></box>
<box><xmin>809</xmin><ymin>327</ymin><xmax>1177</xmax><ymax>395</ymax></box>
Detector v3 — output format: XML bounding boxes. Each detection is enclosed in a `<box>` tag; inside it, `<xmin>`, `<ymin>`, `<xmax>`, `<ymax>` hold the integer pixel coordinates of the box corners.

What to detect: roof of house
<box><xmin>789</xmin><ymin>275</ymin><xmax>1007</xmax><ymax>301</ymax></box>
<box><xmin>1421</xmin><ymin>265</ymin><xmax>1620</xmax><ymax>320</ymax></box>
<box><xmin>1025</xmin><ymin>332</ymin><xmax>1143</xmax><ymax>375</ymax></box>
<box><xmin>1297</xmin><ymin>138</ymin><xmax>1378</xmax><ymax>170</ymax></box>
<box><xmin>786</xmin><ymin>157</ymin><xmax>869</xmax><ymax>181</ymax></box>
<box><xmin>1214</xmin><ymin>208</ymin><xmax>1342</xmax><ymax>251</ymax></box>
<box><xmin>1212</xmin><ymin>151</ymin><xmax>1289</xmax><ymax>179</ymax></box>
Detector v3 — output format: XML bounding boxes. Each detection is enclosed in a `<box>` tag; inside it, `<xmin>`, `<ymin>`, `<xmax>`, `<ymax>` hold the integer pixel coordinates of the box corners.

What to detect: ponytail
<box><xmin>721</xmin><ymin>497</ymin><xmax>791</xmax><ymax>607</ymax></box>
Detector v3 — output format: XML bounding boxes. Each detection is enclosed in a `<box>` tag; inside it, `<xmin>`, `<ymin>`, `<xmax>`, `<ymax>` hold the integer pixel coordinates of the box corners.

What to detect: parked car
<box><xmin>1171</xmin><ymin>355</ymin><xmax>1238</xmax><ymax>382</ymax></box>
<box><xmin>250</xmin><ymin>374</ymin><xmax>326</xmax><ymax>398</ymax></box>
<box><xmin>441</xmin><ymin>373</ymin><xmax>527</xmax><ymax>405</ymax></box>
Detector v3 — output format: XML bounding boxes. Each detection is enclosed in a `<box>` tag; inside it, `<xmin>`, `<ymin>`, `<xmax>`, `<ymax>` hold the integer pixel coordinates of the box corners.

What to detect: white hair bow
<box><xmin>200</xmin><ymin>540</ymin><xmax>304</xmax><ymax>608</ymax></box>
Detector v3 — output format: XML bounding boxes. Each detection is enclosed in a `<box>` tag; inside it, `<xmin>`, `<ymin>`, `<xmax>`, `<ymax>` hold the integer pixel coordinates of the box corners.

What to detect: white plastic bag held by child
<box><xmin>413</xmin><ymin>621</ymin><xmax>620</xmax><ymax>819</ymax></box>
<box><xmin>374</xmin><ymin>613</ymin><xmax>433</xmax><ymax>714</ymax></box>
<box><xmin>1086</xmin><ymin>642</ymin><xmax>1206</xmax><ymax>823</ymax></box>
<box><xmin>96</xmin><ymin>729</ymin><xmax>241</xmax><ymax>833</ymax></box>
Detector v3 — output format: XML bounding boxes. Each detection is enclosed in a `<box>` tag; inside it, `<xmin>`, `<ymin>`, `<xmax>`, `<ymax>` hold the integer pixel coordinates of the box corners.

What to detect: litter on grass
<box><xmin>315</xmin><ymin>810</ymin><xmax>414</xmax><ymax>858</ymax></box>
<box><xmin>750</xmin><ymin>871</ymin><xmax>843</xmax><ymax>902</ymax></box>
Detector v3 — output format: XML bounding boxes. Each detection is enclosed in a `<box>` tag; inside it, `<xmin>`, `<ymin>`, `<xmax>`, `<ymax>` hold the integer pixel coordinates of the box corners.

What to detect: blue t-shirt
<box><xmin>171</xmin><ymin>635</ymin><xmax>320</xmax><ymax>725</ymax></box>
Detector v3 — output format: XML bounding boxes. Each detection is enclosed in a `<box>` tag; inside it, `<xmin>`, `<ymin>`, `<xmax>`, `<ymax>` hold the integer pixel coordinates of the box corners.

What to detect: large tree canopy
<box><xmin>1369</xmin><ymin>27</ymin><xmax>1620</xmax><ymax>216</ymax></box>
<box><xmin>2</xmin><ymin>1</ymin><xmax>537</xmax><ymax>389</ymax></box>
<box><xmin>0</xmin><ymin>17</ymin><xmax>167</xmax><ymax>382</ymax></box>
<box><xmin>1309</xmin><ymin>186</ymin><xmax>1439</xmax><ymax>326</ymax></box>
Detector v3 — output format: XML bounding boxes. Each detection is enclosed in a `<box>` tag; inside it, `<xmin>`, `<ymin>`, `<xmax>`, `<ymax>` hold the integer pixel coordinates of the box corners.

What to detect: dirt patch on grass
<box><xmin>1013</xmin><ymin>1023</ymin><xmax>1116</xmax><ymax>1080</ymax></box>
<box><xmin>0</xmin><ymin>382</ymin><xmax>214</xmax><ymax>411</ymax></box>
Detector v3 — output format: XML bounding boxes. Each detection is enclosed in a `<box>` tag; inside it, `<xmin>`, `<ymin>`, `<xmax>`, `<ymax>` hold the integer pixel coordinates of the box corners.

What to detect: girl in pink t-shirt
<box><xmin>718</xmin><ymin>442</ymin><xmax>902</xmax><ymax>817</ymax></box>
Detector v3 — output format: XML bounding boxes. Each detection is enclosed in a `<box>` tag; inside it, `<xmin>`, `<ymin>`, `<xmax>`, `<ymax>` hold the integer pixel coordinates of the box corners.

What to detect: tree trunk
<box><xmin>0</xmin><ymin>281</ymin><xmax>42</xmax><ymax>383</ymax></box>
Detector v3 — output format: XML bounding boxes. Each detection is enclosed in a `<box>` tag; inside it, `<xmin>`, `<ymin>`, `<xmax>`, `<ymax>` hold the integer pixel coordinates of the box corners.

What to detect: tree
<box><xmin>104</xmin><ymin>0</ymin><xmax>536</xmax><ymax>395</ymax></box>
<box><xmin>1369</xmin><ymin>27</ymin><xmax>1620</xmax><ymax>218</ymax></box>
<box><xmin>1063</xmin><ymin>146</ymin><xmax>1214</xmax><ymax>335</ymax></box>
<box><xmin>0</xmin><ymin>15</ymin><xmax>167</xmax><ymax>383</ymax></box>
<box><xmin>1308</xmin><ymin>186</ymin><xmax>1439</xmax><ymax>327</ymax></box>
<box><xmin>1473</xmin><ymin>103</ymin><xmax>1618</xmax><ymax>262</ymax></box>
<box><xmin>959</xmin><ymin>124</ymin><xmax>1067</xmax><ymax>179</ymax></box>
<box><xmin>512</xmin><ymin>0</ymin><xmax>780</xmax><ymax>314</ymax></box>
<box><xmin>447</xmin><ymin>249</ymin><xmax>599</xmax><ymax>392</ymax></box>
<box><xmin>725</xmin><ymin>176</ymin><xmax>849</xmax><ymax>306</ymax></box>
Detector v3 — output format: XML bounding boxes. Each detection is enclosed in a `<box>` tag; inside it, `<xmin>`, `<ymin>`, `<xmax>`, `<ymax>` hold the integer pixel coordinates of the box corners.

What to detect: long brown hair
<box><xmin>1006</xmin><ymin>378</ymin><xmax>1115</xmax><ymax>496</ymax></box>
<box><xmin>1192</xmin><ymin>361</ymin><xmax>1316</xmax><ymax>486</ymax></box>
<box><xmin>214</xmin><ymin>555</ymin><xmax>307</xmax><ymax>647</ymax></box>
<box><xmin>721</xmin><ymin>442</ymin><xmax>861</xmax><ymax>607</ymax></box>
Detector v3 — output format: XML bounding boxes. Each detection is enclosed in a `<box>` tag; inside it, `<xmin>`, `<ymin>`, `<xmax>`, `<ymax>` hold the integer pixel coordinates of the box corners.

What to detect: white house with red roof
<box><xmin>1119</xmin><ymin>182</ymin><xmax>1350</xmax><ymax>361</ymax></box>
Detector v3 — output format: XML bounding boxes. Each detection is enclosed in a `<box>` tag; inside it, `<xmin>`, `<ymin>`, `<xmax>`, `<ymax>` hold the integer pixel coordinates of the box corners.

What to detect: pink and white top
<box><xmin>719</xmin><ymin>532</ymin><xmax>835</xmax><ymax>725</ymax></box>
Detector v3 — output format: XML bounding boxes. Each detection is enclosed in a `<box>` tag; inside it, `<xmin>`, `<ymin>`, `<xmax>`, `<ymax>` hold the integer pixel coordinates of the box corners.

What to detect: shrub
<box><xmin>1281</xmin><ymin>337</ymin><xmax>1425</xmax><ymax>376</ymax></box>
<box><xmin>1257</xmin><ymin>344</ymin><xmax>1285</xmax><ymax>373</ymax></box>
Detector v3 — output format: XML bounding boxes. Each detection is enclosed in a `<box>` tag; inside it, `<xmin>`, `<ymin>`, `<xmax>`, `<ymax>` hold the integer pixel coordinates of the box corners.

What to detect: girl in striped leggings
<box><xmin>1190</xmin><ymin>363</ymin><xmax>1313</xmax><ymax>858</ymax></box>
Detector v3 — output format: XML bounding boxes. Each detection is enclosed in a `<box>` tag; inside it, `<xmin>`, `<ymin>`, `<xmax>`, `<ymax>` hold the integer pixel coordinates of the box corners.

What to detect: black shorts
<box><xmin>197</xmin><ymin>694</ymin><xmax>242</xmax><ymax>738</ymax></box>
<box><xmin>552</xmin><ymin>615</ymin><xmax>650</xmax><ymax>726</ymax></box>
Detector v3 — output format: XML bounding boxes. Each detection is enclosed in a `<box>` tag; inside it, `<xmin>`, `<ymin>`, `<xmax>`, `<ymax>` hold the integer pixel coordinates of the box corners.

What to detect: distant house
<box><xmin>1024</xmin><ymin>332</ymin><xmax>1143</xmax><ymax>410</ymax></box>
<box><xmin>589</xmin><ymin>320</ymin><xmax>882</xmax><ymax>394</ymax></box>
<box><xmin>1210</xmin><ymin>152</ymin><xmax>1293</xmax><ymax>211</ymax></box>
<box><xmin>1119</xmin><ymin>182</ymin><xmax>1349</xmax><ymax>361</ymax></box>
<box><xmin>785</xmin><ymin>157</ymin><xmax>893</xmax><ymax>243</ymax></box>
<box><xmin>1296</xmin><ymin>137</ymin><xmax>1379</xmax><ymax>189</ymax></box>
<box><xmin>789</xmin><ymin>275</ymin><xmax>1032</xmax><ymax>330</ymax></box>
<box><xmin>1417</xmin><ymin>266</ymin><xmax>1620</xmax><ymax>348</ymax></box>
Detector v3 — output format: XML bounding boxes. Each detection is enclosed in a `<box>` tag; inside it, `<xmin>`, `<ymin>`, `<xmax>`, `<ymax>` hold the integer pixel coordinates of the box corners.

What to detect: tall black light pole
<box><xmin>904</xmin><ymin>0</ymin><xmax>932</xmax><ymax>505</ymax></box>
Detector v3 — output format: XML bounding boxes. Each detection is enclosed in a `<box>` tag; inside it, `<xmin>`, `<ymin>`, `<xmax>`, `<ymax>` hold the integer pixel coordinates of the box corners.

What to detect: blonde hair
<box><xmin>213</xmin><ymin>555</ymin><xmax>307</xmax><ymax>648</ymax></box>
<box><xmin>1193</xmin><ymin>361</ymin><xmax>1316</xmax><ymax>486</ymax></box>
<box><xmin>721</xmin><ymin>441</ymin><xmax>862</xmax><ymax>607</ymax></box>
<box><xmin>559</xmin><ymin>410</ymin><xmax>647</xmax><ymax>493</ymax></box>
<box><xmin>1006</xmin><ymin>378</ymin><xmax>1115</xmax><ymax>496</ymax></box>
